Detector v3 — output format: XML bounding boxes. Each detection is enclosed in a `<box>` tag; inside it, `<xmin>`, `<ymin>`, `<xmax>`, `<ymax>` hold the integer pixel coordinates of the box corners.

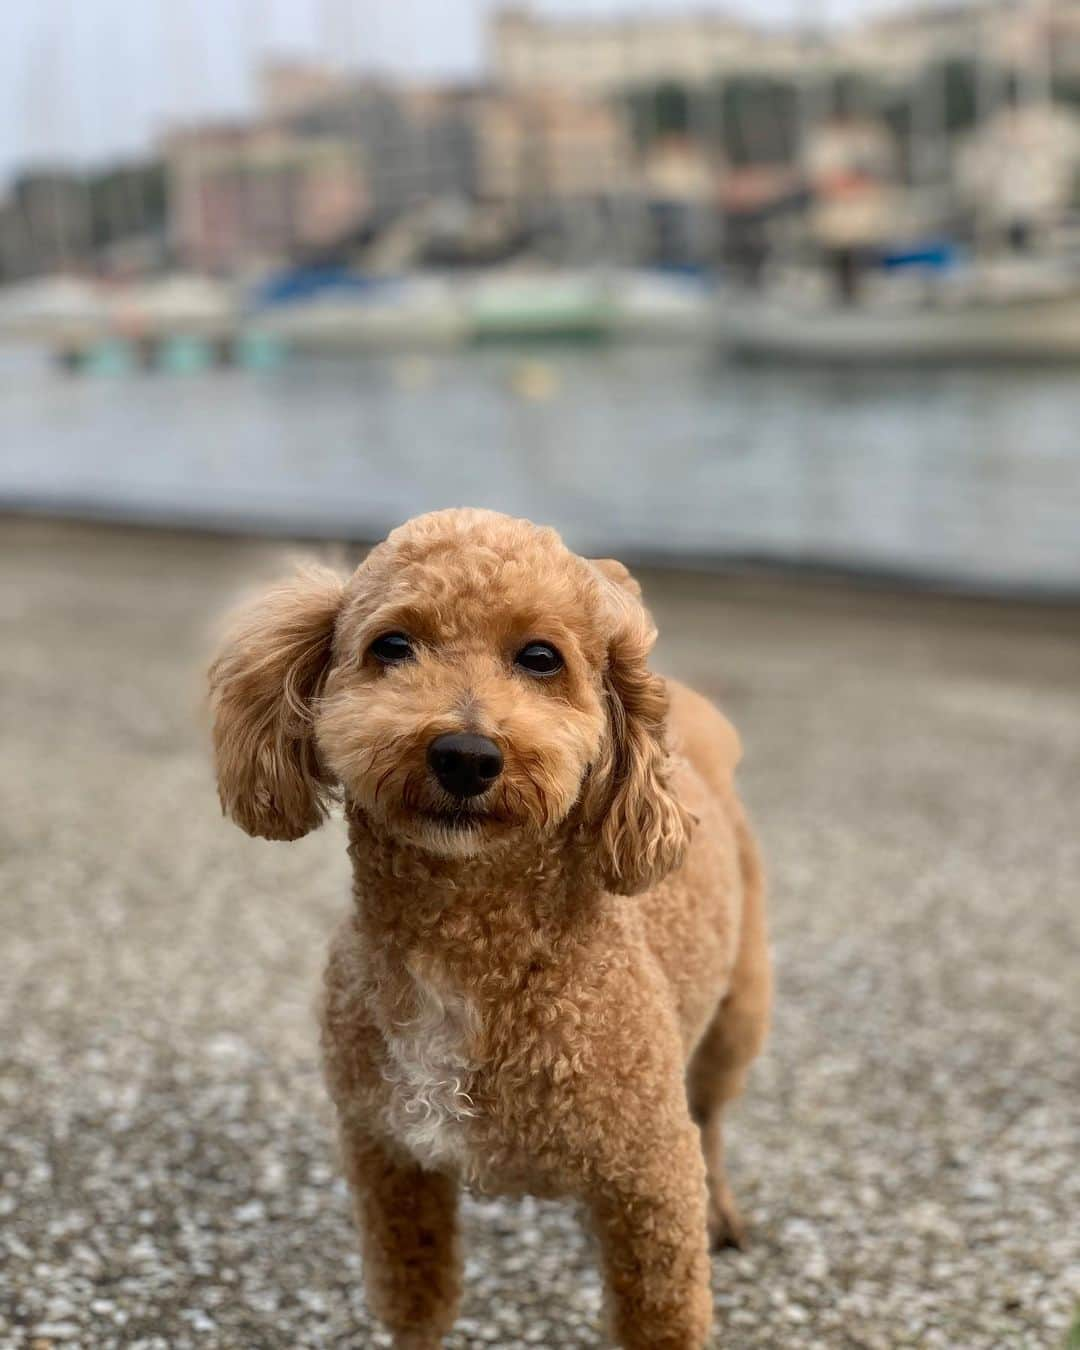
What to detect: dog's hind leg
<box><xmin>339</xmin><ymin>1125</ymin><xmax>462</xmax><ymax>1349</ymax></box>
<box><xmin>686</xmin><ymin>814</ymin><xmax>771</xmax><ymax>1250</ymax></box>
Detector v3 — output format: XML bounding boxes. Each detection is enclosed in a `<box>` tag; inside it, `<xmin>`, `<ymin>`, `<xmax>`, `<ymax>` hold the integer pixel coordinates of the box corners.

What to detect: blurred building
<box><xmin>0</xmin><ymin>173</ymin><xmax>92</xmax><ymax>279</ymax></box>
<box><xmin>473</xmin><ymin>89</ymin><xmax>631</xmax><ymax>204</ymax></box>
<box><xmin>272</xmin><ymin>67</ymin><xmax>633</xmax><ymax>215</ymax></box>
<box><xmin>806</xmin><ymin>116</ymin><xmax>904</xmax><ymax>281</ymax></box>
<box><xmin>261</xmin><ymin>62</ymin><xmax>350</xmax><ymax>120</ymax></box>
<box><xmin>165</xmin><ymin>123</ymin><xmax>368</xmax><ymax>273</ymax></box>
<box><xmin>164</xmin><ymin>57</ymin><xmax>645</xmax><ymax>270</ymax></box>
<box><xmin>281</xmin><ymin>77</ymin><xmax>477</xmax><ymax>219</ymax></box>
<box><xmin>806</xmin><ymin>116</ymin><xmax>899</xmax><ymax>189</ymax></box>
<box><xmin>12</xmin><ymin>0</ymin><xmax>1080</xmax><ymax>282</ymax></box>
<box><xmin>840</xmin><ymin>4</ymin><xmax>989</xmax><ymax>79</ymax></box>
<box><xmin>490</xmin><ymin>6</ymin><xmax>802</xmax><ymax>91</ymax></box>
<box><xmin>0</xmin><ymin>163</ymin><xmax>166</xmax><ymax>281</ymax></box>
<box><xmin>166</xmin><ymin>67</ymin><xmax>474</xmax><ymax>271</ymax></box>
<box><xmin>957</xmin><ymin>102</ymin><xmax>1080</xmax><ymax>242</ymax></box>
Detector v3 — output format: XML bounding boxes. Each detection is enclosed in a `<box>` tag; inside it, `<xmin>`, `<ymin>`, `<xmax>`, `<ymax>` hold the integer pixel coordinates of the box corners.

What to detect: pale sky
<box><xmin>1</xmin><ymin>0</ymin><xmax>900</xmax><ymax>188</ymax></box>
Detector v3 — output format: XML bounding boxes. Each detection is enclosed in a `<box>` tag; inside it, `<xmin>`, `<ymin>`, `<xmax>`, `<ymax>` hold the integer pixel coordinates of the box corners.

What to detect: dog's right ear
<box><xmin>208</xmin><ymin>565</ymin><xmax>345</xmax><ymax>842</ymax></box>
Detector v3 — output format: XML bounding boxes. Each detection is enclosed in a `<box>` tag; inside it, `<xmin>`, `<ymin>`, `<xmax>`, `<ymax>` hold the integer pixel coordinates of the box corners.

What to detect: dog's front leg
<box><xmin>340</xmin><ymin>1124</ymin><xmax>462</xmax><ymax>1349</ymax></box>
<box><xmin>586</xmin><ymin>1114</ymin><xmax>713</xmax><ymax>1350</ymax></box>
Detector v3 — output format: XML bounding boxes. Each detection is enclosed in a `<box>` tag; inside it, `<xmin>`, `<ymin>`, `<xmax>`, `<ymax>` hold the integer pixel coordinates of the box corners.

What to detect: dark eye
<box><xmin>515</xmin><ymin>642</ymin><xmax>564</xmax><ymax>677</ymax></box>
<box><xmin>369</xmin><ymin>632</ymin><xmax>414</xmax><ymax>665</ymax></box>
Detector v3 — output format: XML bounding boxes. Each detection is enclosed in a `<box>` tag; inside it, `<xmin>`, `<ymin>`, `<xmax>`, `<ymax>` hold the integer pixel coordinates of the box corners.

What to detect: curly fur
<box><xmin>209</xmin><ymin>564</ymin><xmax>344</xmax><ymax>840</ymax></box>
<box><xmin>209</xmin><ymin>509</ymin><xmax>771</xmax><ymax>1349</ymax></box>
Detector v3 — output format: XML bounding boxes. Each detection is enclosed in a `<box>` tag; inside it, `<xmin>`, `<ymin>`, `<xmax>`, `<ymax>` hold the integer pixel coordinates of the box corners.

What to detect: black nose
<box><xmin>427</xmin><ymin>732</ymin><xmax>503</xmax><ymax>800</ymax></box>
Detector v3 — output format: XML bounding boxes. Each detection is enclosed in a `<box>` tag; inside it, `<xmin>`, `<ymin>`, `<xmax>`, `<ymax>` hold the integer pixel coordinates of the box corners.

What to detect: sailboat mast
<box><xmin>972</xmin><ymin>0</ymin><xmax>996</xmax><ymax>260</ymax></box>
<box><xmin>911</xmin><ymin>5</ymin><xmax>945</xmax><ymax>191</ymax></box>
<box><xmin>1026</xmin><ymin>0</ymin><xmax>1053</xmax><ymax>111</ymax></box>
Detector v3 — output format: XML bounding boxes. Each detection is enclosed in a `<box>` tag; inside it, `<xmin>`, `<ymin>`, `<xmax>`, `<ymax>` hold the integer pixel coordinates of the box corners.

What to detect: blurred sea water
<box><xmin>2</xmin><ymin>343</ymin><xmax>1079</xmax><ymax>594</ymax></box>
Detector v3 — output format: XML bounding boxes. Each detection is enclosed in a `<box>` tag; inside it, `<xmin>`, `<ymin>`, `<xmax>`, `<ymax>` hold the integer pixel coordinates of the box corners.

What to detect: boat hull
<box><xmin>719</xmin><ymin>288</ymin><xmax>1080</xmax><ymax>363</ymax></box>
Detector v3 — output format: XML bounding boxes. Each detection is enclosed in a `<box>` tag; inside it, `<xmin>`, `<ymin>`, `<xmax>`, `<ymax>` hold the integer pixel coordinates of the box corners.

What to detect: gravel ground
<box><xmin>2</xmin><ymin>518</ymin><xmax>1078</xmax><ymax>1350</ymax></box>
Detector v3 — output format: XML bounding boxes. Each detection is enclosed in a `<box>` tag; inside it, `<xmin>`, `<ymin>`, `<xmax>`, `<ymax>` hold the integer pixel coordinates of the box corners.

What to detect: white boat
<box><xmin>613</xmin><ymin>269</ymin><xmax>715</xmax><ymax>342</ymax></box>
<box><xmin>107</xmin><ymin>275</ymin><xmax>236</xmax><ymax>337</ymax></box>
<box><xmin>257</xmin><ymin>268</ymin><xmax>716</xmax><ymax>350</ymax></box>
<box><xmin>0</xmin><ymin>277</ymin><xmax>107</xmax><ymax>344</ymax></box>
<box><xmin>0</xmin><ymin>275</ymin><xmax>238</xmax><ymax>351</ymax></box>
<box><xmin>256</xmin><ymin>275</ymin><xmax>468</xmax><ymax>351</ymax></box>
<box><xmin>469</xmin><ymin>268</ymin><xmax>714</xmax><ymax>342</ymax></box>
<box><xmin>468</xmin><ymin>271</ymin><xmax>614</xmax><ymax>341</ymax></box>
<box><xmin>718</xmin><ymin>265</ymin><xmax>1080</xmax><ymax>363</ymax></box>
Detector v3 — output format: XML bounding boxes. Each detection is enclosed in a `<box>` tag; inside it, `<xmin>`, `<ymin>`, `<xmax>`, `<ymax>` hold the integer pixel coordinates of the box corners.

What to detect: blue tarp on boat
<box><xmin>878</xmin><ymin>241</ymin><xmax>961</xmax><ymax>273</ymax></box>
<box><xmin>252</xmin><ymin>268</ymin><xmax>391</xmax><ymax>309</ymax></box>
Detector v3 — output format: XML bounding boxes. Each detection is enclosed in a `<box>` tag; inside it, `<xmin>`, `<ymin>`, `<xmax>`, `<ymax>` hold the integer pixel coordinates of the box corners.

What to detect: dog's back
<box><xmin>634</xmin><ymin>678</ymin><xmax>766</xmax><ymax>1059</ymax></box>
<box><xmin>666</xmin><ymin>678</ymin><xmax>743</xmax><ymax>802</ymax></box>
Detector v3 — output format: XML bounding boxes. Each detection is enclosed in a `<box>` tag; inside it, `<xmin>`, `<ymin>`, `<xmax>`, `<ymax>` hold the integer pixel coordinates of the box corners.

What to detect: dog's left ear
<box><xmin>590</xmin><ymin>557</ymin><xmax>643</xmax><ymax>600</ymax></box>
<box><xmin>582</xmin><ymin>562</ymin><xmax>693</xmax><ymax>896</ymax></box>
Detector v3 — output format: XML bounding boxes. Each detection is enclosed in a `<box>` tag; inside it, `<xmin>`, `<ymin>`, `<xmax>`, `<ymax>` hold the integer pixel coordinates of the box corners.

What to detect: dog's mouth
<box><xmin>398</xmin><ymin>801</ymin><xmax>515</xmax><ymax>858</ymax></box>
<box><xmin>381</xmin><ymin>769</ymin><xmax>531</xmax><ymax>848</ymax></box>
<box><xmin>416</xmin><ymin>806</ymin><xmax>496</xmax><ymax>831</ymax></box>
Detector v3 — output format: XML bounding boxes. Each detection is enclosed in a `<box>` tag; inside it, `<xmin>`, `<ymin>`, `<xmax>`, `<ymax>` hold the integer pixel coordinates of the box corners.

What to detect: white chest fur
<box><xmin>380</xmin><ymin>967</ymin><xmax>478</xmax><ymax>1170</ymax></box>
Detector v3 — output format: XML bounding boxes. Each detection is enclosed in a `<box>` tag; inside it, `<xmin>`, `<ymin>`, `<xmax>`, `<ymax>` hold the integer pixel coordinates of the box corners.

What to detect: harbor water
<box><xmin>2</xmin><ymin>343</ymin><xmax>1078</xmax><ymax>594</ymax></box>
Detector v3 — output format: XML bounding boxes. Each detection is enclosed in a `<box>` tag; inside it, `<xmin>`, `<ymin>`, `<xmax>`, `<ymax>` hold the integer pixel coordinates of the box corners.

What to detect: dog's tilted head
<box><xmin>209</xmin><ymin>509</ymin><xmax>690</xmax><ymax>893</ymax></box>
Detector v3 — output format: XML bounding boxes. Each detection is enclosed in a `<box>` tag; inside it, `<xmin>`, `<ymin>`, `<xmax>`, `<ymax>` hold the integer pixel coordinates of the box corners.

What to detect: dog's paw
<box><xmin>707</xmin><ymin>1185</ymin><xmax>748</xmax><ymax>1252</ymax></box>
<box><xmin>391</xmin><ymin>1331</ymin><xmax>443</xmax><ymax>1350</ymax></box>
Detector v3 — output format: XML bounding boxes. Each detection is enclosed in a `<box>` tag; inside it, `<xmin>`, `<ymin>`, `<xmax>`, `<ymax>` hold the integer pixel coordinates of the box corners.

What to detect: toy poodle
<box><xmin>208</xmin><ymin>508</ymin><xmax>771</xmax><ymax>1349</ymax></box>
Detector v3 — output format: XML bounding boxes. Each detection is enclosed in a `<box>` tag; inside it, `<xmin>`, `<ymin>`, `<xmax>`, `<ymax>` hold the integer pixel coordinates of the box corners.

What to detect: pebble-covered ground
<box><xmin>2</xmin><ymin>519</ymin><xmax>1078</xmax><ymax>1350</ymax></box>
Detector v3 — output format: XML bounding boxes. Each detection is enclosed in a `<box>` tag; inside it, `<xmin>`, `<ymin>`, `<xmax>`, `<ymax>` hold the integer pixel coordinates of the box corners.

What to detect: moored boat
<box><xmin>719</xmin><ymin>264</ymin><xmax>1080</xmax><ymax>363</ymax></box>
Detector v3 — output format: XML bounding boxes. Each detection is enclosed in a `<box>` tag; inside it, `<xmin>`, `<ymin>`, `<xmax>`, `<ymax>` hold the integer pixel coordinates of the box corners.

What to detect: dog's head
<box><xmin>209</xmin><ymin>509</ymin><xmax>690</xmax><ymax>893</ymax></box>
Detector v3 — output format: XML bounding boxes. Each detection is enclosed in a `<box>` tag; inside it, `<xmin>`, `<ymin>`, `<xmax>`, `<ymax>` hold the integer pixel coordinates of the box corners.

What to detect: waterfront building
<box><xmin>164</xmin><ymin>124</ymin><xmax>368</xmax><ymax>273</ymax></box>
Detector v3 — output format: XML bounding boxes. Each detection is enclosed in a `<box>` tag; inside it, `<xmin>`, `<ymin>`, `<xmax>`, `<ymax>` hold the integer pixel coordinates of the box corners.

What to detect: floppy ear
<box><xmin>583</xmin><ymin>565</ymin><xmax>693</xmax><ymax>896</ymax></box>
<box><xmin>590</xmin><ymin>557</ymin><xmax>642</xmax><ymax>600</ymax></box>
<box><xmin>208</xmin><ymin>565</ymin><xmax>345</xmax><ymax>841</ymax></box>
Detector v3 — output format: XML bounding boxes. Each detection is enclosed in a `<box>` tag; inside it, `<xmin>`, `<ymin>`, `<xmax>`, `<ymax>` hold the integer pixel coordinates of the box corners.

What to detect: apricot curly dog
<box><xmin>209</xmin><ymin>508</ymin><xmax>771</xmax><ymax>1350</ymax></box>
